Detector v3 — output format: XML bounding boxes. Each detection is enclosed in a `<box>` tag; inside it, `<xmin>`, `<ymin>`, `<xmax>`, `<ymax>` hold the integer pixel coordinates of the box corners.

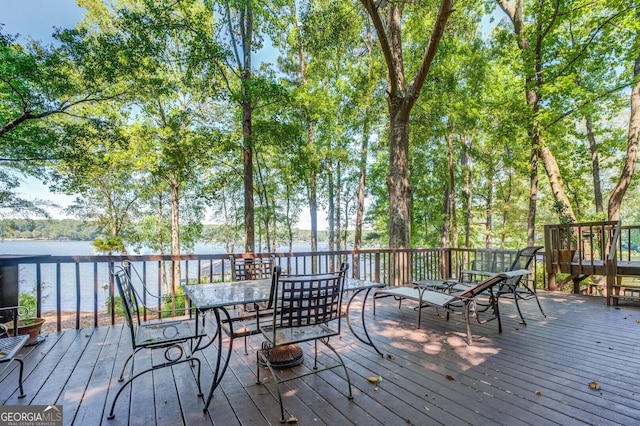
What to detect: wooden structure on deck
<box><xmin>544</xmin><ymin>220</ymin><xmax>640</xmax><ymax>305</ymax></box>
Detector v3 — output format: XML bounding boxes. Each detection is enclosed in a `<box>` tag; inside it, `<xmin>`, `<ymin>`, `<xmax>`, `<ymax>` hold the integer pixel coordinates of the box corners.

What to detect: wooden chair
<box><xmin>374</xmin><ymin>270</ymin><xmax>531</xmax><ymax>345</ymax></box>
<box><xmin>256</xmin><ymin>263</ymin><xmax>353</xmax><ymax>423</ymax></box>
<box><xmin>0</xmin><ymin>306</ymin><xmax>29</xmax><ymax>399</ymax></box>
<box><xmin>107</xmin><ymin>264</ymin><xmax>205</xmax><ymax>420</ymax></box>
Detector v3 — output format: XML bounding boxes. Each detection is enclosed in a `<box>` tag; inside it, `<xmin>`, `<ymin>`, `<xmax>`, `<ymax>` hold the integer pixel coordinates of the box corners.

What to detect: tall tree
<box><xmin>360</xmin><ymin>0</ymin><xmax>453</xmax><ymax>284</ymax></box>
<box><xmin>608</xmin><ymin>49</ymin><xmax>640</xmax><ymax>220</ymax></box>
<box><xmin>496</xmin><ymin>0</ymin><xmax>637</xmax><ymax>238</ymax></box>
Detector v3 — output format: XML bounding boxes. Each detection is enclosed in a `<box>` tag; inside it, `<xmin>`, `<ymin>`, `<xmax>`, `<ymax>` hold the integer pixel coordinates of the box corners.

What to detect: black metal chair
<box><xmin>107</xmin><ymin>264</ymin><xmax>205</xmax><ymax>420</ymax></box>
<box><xmin>256</xmin><ymin>263</ymin><xmax>353</xmax><ymax>423</ymax></box>
<box><xmin>230</xmin><ymin>255</ymin><xmax>274</xmax><ymax>281</ymax></box>
<box><xmin>221</xmin><ymin>256</ymin><xmax>275</xmax><ymax>355</ymax></box>
<box><xmin>0</xmin><ymin>306</ymin><xmax>29</xmax><ymax>399</ymax></box>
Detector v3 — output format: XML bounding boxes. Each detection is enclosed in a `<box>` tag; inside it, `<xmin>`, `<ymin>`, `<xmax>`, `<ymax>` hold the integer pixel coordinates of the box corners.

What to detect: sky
<box><xmin>1</xmin><ymin>0</ymin><xmax>85</xmax><ymax>43</ymax></box>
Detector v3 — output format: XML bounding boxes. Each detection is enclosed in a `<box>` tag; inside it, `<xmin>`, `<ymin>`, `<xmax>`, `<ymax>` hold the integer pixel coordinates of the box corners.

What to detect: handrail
<box><xmin>1</xmin><ymin>246</ymin><xmax>536</xmax><ymax>332</ymax></box>
<box><xmin>607</xmin><ymin>220</ymin><xmax>622</xmax><ymax>262</ymax></box>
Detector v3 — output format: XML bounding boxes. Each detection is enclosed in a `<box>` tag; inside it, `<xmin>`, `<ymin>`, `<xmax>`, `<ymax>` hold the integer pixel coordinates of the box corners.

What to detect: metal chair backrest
<box><xmin>268</xmin><ymin>263</ymin><xmax>348</xmax><ymax>337</ymax></box>
<box><xmin>471</xmin><ymin>257</ymin><xmax>498</xmax><ymax>273</ymax></box>
<box><xmin>505</xmin><ymin>246</ymin><xmax>543</xmax><ymax>286</ymax></box>
<box><xmin>230</xmin><ymin>256</ymin><xmax>273</xmax><ymax>281</ymax></box>
<box><xmin>112</xmin><ymin>266</ymin><xmax>142</xmax><ymax>341</ymax></box>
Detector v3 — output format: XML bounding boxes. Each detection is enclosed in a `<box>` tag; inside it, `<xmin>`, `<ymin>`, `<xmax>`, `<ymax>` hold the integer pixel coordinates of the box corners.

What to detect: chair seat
<box><xmin>134</xmin><ymin>318</ymin><xmax>203</xmax><ymax>348</ymax></box>
<box><xmin>261</xmin><ymin>323</ymin><xmax>338</xmax><ymax>347</ymax></box>
<box><xmin>0</xmin><ymin>335</ymin><xmax>29</xmax><ymax>364</ymax></box>
<box><xmin>220</xmin><ymin>309</ymin><xmax>274</xmax><ymax>339</ymax></box>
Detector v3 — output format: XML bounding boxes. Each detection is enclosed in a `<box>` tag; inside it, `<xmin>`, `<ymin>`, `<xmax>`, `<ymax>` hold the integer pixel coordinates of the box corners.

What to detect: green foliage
<box><xmin>552</xmin><ymin>201</ymin><xmax>575</xmax><ymax>225</ymax></box>
<box><xmin>105</xmin><ymin>295</ymin><xmax>125</xmax><ymax>317</ymax></box>
<box><xmin>0</xmin><ymin>219</ymin><xmax>100</xmax><ymax>240</ymax></box>
<box><xmin>18</xmin><ymin>290</ymin><xmax>37</xmax><ymax>319</ymax></box>
<box><xmin>105</xmin><ymin>288</ymin><xmax>187</xmax><ymax>318</ymax></box>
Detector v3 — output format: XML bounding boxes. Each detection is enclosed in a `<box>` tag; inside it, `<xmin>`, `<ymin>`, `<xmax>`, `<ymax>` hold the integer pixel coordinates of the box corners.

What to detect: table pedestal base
<box><xmin>260</xmin><ymin>342</ymin><xmax>304</xmax><ymax>369</ymax></box>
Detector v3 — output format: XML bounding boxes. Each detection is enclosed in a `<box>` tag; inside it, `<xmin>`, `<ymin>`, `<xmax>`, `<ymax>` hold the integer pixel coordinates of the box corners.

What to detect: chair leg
<box><xmin>192</xmin><ymin>356</ymin><xmax>203</xmax><ymax>397</ymax></box>
<box><xmin>534</xmin><ymin>293</ymin><xmax>546</xmax><ymax>317</ymax></box>
<box><xmin>464</xmin><ymin>302</ymin><xmax>473</xmax><ymax>346</ymax></box>
<box><xmin>512</xmin><ymin>289</ymin><xmax>527</xmax><ymax>326</ymax></box>
<box><xmin>322</xmin><ymin>339</ymin><xmax>353</xmax><ymax>401</ymax></box>
<box><xmin>258</xmin><ymin>348</ymin><xmax>286</xmax><ymax>423</ymax></box>
<box><xmin>257</xmin><ymin>340</ymin><xmax>353</xmax><ymax>424</ymax></box>
<box><xmin>15</xmin><ymin>358</ymin><xmax>26</xmax><ymax>398</ymax></box>
<box><xmin>108</xmin><ymin>356</ymin><xmax>202</xmax><ymax>420</ymax></box>
<box><xmin>493</xmin><ymin>297</ymin><xmax>502</xmax><ymax>334</ymax></box>
<box><xmin>526</xmin><ymin>286</ymin><xmax>547</xmax><ymax>318</ymax></box>
<box><xmin>118</xmin><ymin>352</ymin><xmax>135</xmax><ymax>382</ymax></box>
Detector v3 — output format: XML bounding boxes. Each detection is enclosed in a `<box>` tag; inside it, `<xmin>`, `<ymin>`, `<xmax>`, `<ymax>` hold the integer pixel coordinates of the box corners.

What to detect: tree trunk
<box><xmin>608</xmin><ymin>52</ymin><xmax>640</xmax><ymax>221</ymax></box>
<box><xmin>170</xmin><ymin>172</ymin><xmax>180</xmax><ymax>312</ymax></box>
<box><xmin>354</xmin><ymin>24</ymin><xmax>374</xmax><ymax>278</ymax></box>
<box><xmin>241</xmin><ymin>3</ymin><xmax>255</xmax><ymax>253</ymax></box>
<box><xmin>485</xmin><ymin>164</ymin><xmax>494</xmax><ymax>249</ymax></box>
<box><xmin>586</xmin><ymin>116</ymin><xmax>604</xmax><ymax>213</ymax></box>
<box><xmin>308</xmin><ymin>127</ymin><xmax>318</xmax><ymax>260</ymax></box>
<box><xmin>336</xmin><ymin>161</ymin><xmax>342</xmax><ymax>251</ymax></box>
<box><xmin>498</xmin><ymin>0</ymin><xmax>575</xmax><ymax>242</ymax></box>
<box><xmin>527</xmin><ymin>125</ymin><xmax>539</xmax><ymax>247</ymax></box>
<box><xmin>327</xmin><ymin>158</ymin><xmax>335</xmax><ymax>257</ymax></box>
<box><xmin>387</xmin><ymin>101</ymin><xmax>412</xmax><ymax>285</ymax></box>
<box><xmin>540</xmin><ymin>145</ymin><xmax>576</xmax><ymax>221</ymax></box>
<box><xmin>447</xmin><ymin>134</ymin><xmax>457</xmax><ymax>249</ymax></box>
<box><xmin>462</xmin><ymin>136</ymin><xmax>473</xmax><ymax>267</ymax></box>
<box><xmin>441</xmin><ymin>185</ymin><xmax>450</xmax><ymax>277</ymax></box>
<box><xmin>242</xmin><ymin>99</ymin><xmax>255</xmax><ymax>253</ymax></box>
<box><xmin>361</xmin><ymin>0</ymin><xmax>453</xmax><ymax>284</ymax></box>
<box><xmin>290</xmin><ymin>3</ymin><xmax>318</xmax><ymax>258</ymax></box>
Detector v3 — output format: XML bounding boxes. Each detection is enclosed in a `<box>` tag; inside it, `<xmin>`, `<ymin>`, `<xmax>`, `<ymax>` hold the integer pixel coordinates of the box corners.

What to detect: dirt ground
<box><xmin>40</xmin><ymin>311</ymin><xmax>122</xmax><ymax>333</ymax></box>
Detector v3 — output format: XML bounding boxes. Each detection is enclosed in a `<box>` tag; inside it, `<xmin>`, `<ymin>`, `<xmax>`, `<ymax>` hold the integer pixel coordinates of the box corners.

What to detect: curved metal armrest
<box><xmin>0</xmin><ymin>306</ymin><xmax>32</xmax><ymax>334</ymax></box>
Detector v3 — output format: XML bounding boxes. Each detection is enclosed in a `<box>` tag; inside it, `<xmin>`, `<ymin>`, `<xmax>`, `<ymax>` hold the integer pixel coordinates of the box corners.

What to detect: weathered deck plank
<box><xmin>1</xmin><ymin>291</ymin><xmax>639</xmax><ymax>425</ymax></box>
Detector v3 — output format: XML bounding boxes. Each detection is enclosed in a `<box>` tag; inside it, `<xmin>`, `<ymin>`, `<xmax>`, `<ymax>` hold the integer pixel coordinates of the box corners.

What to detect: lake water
<box><xmin>0</xmin><ymin>240</ymin><xmax>228</xmax><ymax>256</ymax></box>
<box><xmin>0</xmin><ymin>240</ymin><xmax>324</xmax><ymax>312</ymax></box>
<box><xmin>0</xmin><ymin>240</ymin><xmax>326</xmax><ymax>255</ymax></box>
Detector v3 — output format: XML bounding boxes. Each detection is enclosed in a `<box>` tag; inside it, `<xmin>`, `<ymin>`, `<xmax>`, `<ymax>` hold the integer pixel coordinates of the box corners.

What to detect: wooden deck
<box><xmin>2</xmin><ymin>291</ymin><xmax>640</xmax><ymax>426</ymax></box>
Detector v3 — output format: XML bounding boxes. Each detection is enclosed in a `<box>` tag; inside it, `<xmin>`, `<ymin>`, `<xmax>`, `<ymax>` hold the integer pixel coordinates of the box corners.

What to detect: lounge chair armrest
<box><xmin>504</xmin><ymin>269</ymin><xmax>531</xmax><ymax>278</ymax></box>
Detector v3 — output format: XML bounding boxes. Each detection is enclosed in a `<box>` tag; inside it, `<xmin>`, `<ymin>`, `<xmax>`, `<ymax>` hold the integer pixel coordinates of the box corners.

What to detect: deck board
<box><xmin>2</xmin><ymin>290</ymin><xmax>640</xmax><ymax>425</ymax></box>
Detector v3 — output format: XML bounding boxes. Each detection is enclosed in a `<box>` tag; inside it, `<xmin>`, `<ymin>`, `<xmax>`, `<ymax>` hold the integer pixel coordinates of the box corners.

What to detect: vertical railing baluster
<box><xmin>56</xmin><ymin>262</ymin><xmax>62</xmax><ymax>332</ymax></box>
<box><xmin>75</xmin><ymin>262</ymin><xmax>81</xmax><ymax>330</ymax></box>
<box><xmin>36</xmin><ymin>263</ymin><xmax>42</xmax><ymax>318</ymax></box>
<box><xmin>157</xmin><ymin>260</ymin><xmax>162</xmax><ymax>320</ymax></box>
<box><xmin>93</xmin><ymin>262</ymin><xmax>98</xmax><ymax>328</ymax></box>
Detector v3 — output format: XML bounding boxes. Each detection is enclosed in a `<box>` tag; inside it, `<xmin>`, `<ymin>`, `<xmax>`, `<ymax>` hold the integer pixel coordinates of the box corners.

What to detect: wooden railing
<box><xmin>542</xmin><ymin>220</ymin><xmax>634</xmax><ymax>298</ymax></box>
<box><xmin>1</xmin><ymin>247</ymin><xmax>538</xmax><ymax>332</ymax></box>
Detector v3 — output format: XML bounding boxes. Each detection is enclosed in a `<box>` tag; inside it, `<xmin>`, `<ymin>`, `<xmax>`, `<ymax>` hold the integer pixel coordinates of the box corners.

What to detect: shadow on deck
<box><xmin>2</xmin><ymin>291</ymin><xmax>640</xmax><ymax>425</ymax></box>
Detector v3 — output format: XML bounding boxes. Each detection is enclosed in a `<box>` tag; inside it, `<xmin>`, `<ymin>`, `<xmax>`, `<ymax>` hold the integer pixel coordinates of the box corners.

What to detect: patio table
<box><xmin>182</xmin><ymin>276</ymin><xmax>385</xmax><ymax>412</ymax></box>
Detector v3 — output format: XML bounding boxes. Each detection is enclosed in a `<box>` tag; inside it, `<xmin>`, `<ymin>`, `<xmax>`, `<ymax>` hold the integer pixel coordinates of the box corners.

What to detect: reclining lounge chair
<box><xmin>373</xmin><ymin>270</ymin><xmax>531</xmax><ymax>345</ymax></box>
